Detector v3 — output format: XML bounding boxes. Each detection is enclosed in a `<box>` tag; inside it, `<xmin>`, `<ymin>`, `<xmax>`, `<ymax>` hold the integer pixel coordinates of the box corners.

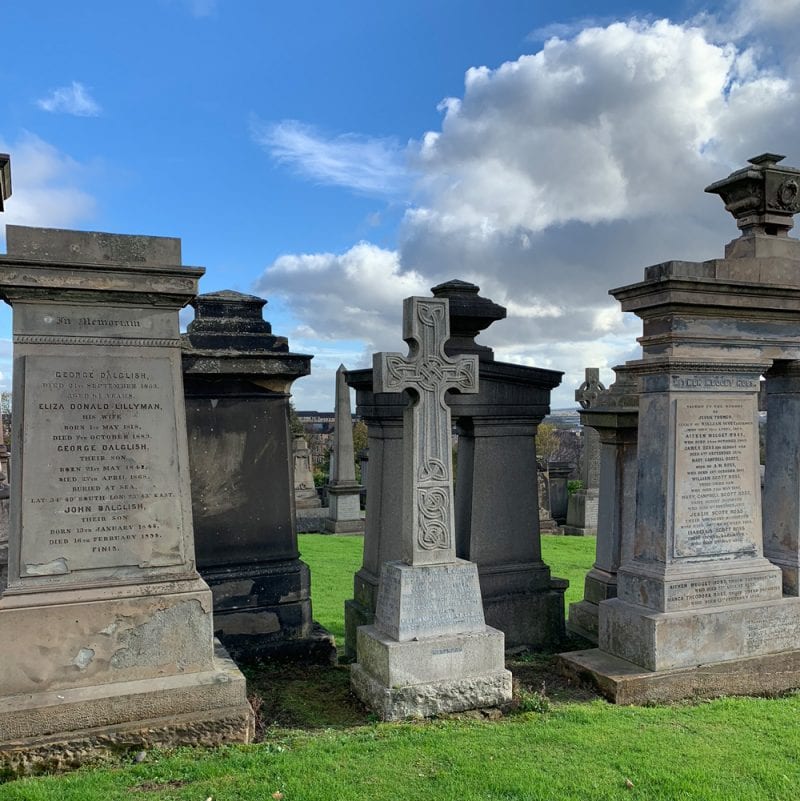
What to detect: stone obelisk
<box><xmin>324</xmin><ymin>364</ymin><xmax>364</xmax><ymax>533</ymax></box>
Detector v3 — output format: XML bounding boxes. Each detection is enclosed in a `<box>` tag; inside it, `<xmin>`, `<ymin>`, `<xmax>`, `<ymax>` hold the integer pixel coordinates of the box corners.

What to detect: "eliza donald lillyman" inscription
<box><xmin>20</xmin><ymin>355</ymin><xmax>186</xmax><ymax>577</ymax></box>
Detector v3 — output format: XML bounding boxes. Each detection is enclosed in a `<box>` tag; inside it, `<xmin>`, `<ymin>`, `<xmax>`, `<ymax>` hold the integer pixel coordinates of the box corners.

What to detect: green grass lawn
<box><xmin>3</xmin><ymin>533</ymin><xmax>800</xmax><ymax>801</ymax></box>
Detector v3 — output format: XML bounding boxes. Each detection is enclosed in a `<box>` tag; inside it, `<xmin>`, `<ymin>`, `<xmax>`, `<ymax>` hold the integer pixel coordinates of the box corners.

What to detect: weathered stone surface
<box><xmin>293</xmin><ymin>436</ymin><xmax>321</xmax><ymax>510</ymax></box>
<box><xmin>5</xmin><ymin>225</ymin><xmax>182</xmax><ymax>267</ymax></box>
<box><xmin>0</xmin><ymin>226</ymin><xmax>251</xmax><ymax>756</ymax></box>
<box><xmin>183</xmin><ymin>290</ymin><xmax>334</xmax><ymax>664</ymax></box>
<box><xmin>561</xmin><ymin>155</ymin><xmax>800</xmax><ymax>700</ymax></box>
<box><xmin>558</xmin><ymin>646</ymin><xmax>800</xmax><ymax>705</ymax></box>
<box><xmin>352</xmin><ymin>295</ymin><xmax>510</xmax><ymax>717</ymax></box>
<box><xmin>0</xmin><ymin>642</ymin><xmax>253</xmax><ymax>776</ymax></box>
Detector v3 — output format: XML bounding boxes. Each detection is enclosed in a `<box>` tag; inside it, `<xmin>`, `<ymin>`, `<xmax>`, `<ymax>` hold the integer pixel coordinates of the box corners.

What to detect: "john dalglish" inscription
<box><xmin>673</xmin><ymin>397</ymin><xmax>760</xmax><ymax>558</ymax></box>
<box><xmin>20</xmin><ymin>355</ymin><xmax>185</xmax><ymax>577</ymax></box>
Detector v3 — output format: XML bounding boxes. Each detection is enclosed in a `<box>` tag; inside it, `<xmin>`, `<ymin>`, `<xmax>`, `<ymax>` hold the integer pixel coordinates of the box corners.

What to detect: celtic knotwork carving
<box><xmin>417</xmin><ymin>301</ymin><xmax>446</xmax><ymax>329</ymax></box>
<box><xmin>417</xmin><ymin>487</ymin><xmax>450</xmax><ymax>550</ymax></box>
<box><xmin>419</xmin><ymin>458</ymin><xmax>447</xmax><ymax>482</ymax></box>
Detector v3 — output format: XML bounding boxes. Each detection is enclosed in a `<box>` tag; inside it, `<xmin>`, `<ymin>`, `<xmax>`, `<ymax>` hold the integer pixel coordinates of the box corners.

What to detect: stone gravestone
<box><xmin>351</xmin><ymin>296</ymin><xmax>511</xmax><ymax>719</ymax></box>
<box><xmin>561</xmin><ymin>154</ymin><xmax>800</xmax><ymax>703</ymax></box>
<box><xmin>537</xmin><ymin>464</ymin><xmax>558</xmax><ymax>533</ymax></box>
<box><xmin>182</xmin><ymin>290</ymin><xmax>335</xmax><ymax>664</ymax></box>
<box><xmin>344</xmin><ymin>281</ymin><xmax>566</xmax><ymax>655</ymax></box>
<box><xmin>293</xmin><ymin>436</ymin><xmax>321</xmax><ymax>509</ymax></box>
<box><xmin>323</xmin><ymin>365</ymin><xmax>364</xmax><ymax>533</ymax></box>
<box><xmin>562</xmin><ymin>368</ymin><xmax>604</xmax><ymax>535</ymax></box>
<box><xmin>567</xmin><ymin>365</ymin><xmax>638</xmax><ymax>642</ymax></box>
<box><xmin>0</xmin><ymin>226</ymin><xmax>252</xmax><ymax>771</ymax></box>
<box><xmin>547</xmin><ymin>462</ymin><xmax>572</xmax><ymax>524</ymax></box>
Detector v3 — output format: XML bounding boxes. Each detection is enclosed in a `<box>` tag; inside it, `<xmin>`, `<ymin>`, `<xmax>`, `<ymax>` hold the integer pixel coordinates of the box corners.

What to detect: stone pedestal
<box><xmin>568</xmin><ymin>366</ymin><xmax>638</xmax><ymax>643</ymax></box>
<box><xmin>351</xmin><ymin>295</ymin><xmax>511</xmax><ymax>719</ymax></box>
<box><xmin>351</xmin><ymin>560</ymin><xmax>510</xmax><ymax>721</ymax></box>
<box><xmin>182</xmin><ymin>290</ymin><xmax>335</xmax><ymax>664</ymax></box>
<box><xmin>0</xmin><ymin>226</ymin><xmax>252</xmax><ymax>771</ymax></box>
<box><xmin>561</xmin><ymin>153</ymin><xmax>800</xmax><ymax>703</ymax></box>
<box><xmin>343</xmin><ymin>374</ymin><xmax>405</xmax><ymax>659</ymax></box>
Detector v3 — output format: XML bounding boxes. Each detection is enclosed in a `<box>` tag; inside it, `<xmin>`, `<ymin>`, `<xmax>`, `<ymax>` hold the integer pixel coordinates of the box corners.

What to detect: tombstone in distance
<box><xmin>323</xmin><ymin>364</ymin><xmax>364</xmax><ymax>533</ymax></box>
<box><xmin>0</xmin><ymin>226</ymin><xmax>252</xmax><ymax>773</ymax></box>
<box><xmin>351</xmin><ymin>295</ymin><xmax>511</xmax><ymax>720</ymax></box>
<box><xmin>182</xmin><ymin>290</ymin><xmax>336</xmax><ymax>664</ymax></box>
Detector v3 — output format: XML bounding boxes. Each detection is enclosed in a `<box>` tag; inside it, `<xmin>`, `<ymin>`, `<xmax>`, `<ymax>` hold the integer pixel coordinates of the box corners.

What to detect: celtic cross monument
<box><xmin>351</xmin><ymin>296</ymin><xmax>511</xmax><ymax>719</ymax></box>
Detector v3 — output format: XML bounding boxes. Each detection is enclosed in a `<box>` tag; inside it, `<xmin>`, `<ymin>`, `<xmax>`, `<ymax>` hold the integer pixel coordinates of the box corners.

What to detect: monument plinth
<box><xmin>560</xmin><ymin>155</ymin><xmax>800</xmax><ymax>703</ymax></box>
<box><xmin>351</xmin><ymin>296</ymin><xmax>511</xmax><ymax>720</ymax></box>
<box><xmin>182</xmin><ymin>290</ymin><xmax>335</xmax><ymax>664</ymax></box>
<box><xmin>0</xmin><ymin>226</ymin><xmax>252</xmax><ymax>773</ymax></box>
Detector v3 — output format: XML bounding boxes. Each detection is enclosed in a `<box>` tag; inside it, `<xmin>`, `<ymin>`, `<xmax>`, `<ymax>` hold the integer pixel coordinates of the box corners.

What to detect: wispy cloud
<box><xmin>252</xmin><ymin>119</ymin><xmax>410</xmax><ymax>197</ymax></box>
<box><xmin>36</xmin><ymin>82</ymin><xmax>101</xmax><ymax>117</ymax></box>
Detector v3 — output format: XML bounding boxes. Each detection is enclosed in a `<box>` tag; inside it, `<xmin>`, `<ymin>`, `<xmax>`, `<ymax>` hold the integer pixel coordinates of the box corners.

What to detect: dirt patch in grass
<box><xmin>243</xmin><ymin>662</ymin><xmax>371</xmax><ymax>738</ymax></box>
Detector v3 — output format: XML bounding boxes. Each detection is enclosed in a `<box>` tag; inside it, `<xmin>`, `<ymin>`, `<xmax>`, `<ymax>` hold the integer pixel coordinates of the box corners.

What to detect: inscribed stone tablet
<box><xmin>20</xmin><ymin>355</ymin><xmax>185</xmax><ymax>578</ymax></box>
<box><xmin>673</xmin><ymin>396</ymin><xmax>760</xmax><ymax>558</ymax></box>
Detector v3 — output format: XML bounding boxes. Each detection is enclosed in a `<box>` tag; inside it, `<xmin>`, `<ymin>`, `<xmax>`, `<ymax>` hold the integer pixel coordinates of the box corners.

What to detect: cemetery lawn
<box><xmin>3</xmin><ymin>534</ymin><xmax>800</xmax><ymax>801</ymax></box>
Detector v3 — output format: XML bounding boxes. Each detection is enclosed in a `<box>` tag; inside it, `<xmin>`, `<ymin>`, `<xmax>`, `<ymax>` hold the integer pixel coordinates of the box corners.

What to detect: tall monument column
<box><xmin>561</xmin><ymin>154</ymin><xmax>800</xmax><ymax>704</ymax></box>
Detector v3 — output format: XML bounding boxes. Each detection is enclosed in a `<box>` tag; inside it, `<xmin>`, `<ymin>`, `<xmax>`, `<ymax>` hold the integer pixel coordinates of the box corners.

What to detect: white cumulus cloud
<box><xmin>36</xmin><ymin>82</ymin><xmax>101</xmax><ymax>117</ymax></box>
<box><xmin>256</xmin><ymin>9</ymin><xmax>800</xmax><ymax>407</ymax></box>
<box><xmin>0</xmin><ymin>133</ymin><xmax>96</xmax><ymax>234</ymax></box>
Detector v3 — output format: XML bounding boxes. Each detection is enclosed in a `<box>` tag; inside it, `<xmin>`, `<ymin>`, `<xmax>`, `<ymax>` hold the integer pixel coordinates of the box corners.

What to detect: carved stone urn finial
<box><xmin>705</xmin><ymin>153</ymin><xmax>800</xmax><ymax>238</ymax></box>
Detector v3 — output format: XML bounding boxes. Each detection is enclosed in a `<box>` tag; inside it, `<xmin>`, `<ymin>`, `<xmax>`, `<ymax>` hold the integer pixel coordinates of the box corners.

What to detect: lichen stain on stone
<box><xmin>24</xmin><ymin>557</ymin><xmax>68</xmax><ymax>576</ymax></box>
<box><xmin>72</xmin><ymin>647</ymin><xmax>95</xmax><ymax>670</ymax></box>
<box><xmin>110</xmin><ymin>599</ymin><xmax>210</xmax><ymax>670</ymax></box>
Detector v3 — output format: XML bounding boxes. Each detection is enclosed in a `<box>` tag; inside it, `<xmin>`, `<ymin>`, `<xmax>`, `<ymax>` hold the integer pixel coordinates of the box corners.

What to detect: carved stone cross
<box><xmin>374</xmin><ymin>296</ymin><xmax>478</xmax><ymax>566</ymax></box>
<box><xmin>575</xmin><ymin>367</ymin><xmax>606</xmax><ymax>410</ymax></box>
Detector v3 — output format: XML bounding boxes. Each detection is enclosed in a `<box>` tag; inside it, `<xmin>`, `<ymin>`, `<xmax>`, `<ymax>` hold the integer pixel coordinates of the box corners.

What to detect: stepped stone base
<box><xmin>0</xmin><ymin>641</ymin><xmax>253</xmax><ymax>776</ymax></box>
<box><xmin>483</xmin><ymin>583</ymin><xmax>567</xmax><ymax>649</ymax></box>
<box><xmin>558</xmin><ymin>647</ymin><xmax>800</xmax><ymax>705</ymax></box>
<box><xmin>203</xmin><ymin>561</ymin><xmax>336</xmax><ymax>664</ymax></box>
<box><xmin>321</xmin><ymin>518</ymin><xmax>365</xmax><ymax>534</ymax></box>
<box><xmin>351</xmin><ymin>626</ymin><xmax>511</xmax><ymax>720</ymax></box>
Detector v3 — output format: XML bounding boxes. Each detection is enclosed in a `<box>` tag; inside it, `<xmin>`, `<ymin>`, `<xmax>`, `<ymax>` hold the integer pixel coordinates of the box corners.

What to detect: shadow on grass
<box><xmin>242</xmin><ymin>632</ymin><xmax>602</xmax><ymax>739</ymax></box>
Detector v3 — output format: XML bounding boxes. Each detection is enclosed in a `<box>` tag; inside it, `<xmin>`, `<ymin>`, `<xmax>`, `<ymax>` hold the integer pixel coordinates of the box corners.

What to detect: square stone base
<box><xmin>601</xmin><ymin>596</ymin><xmax>800</xmax><ymax>671</ymax></box>
<box><xmin>322</xmin><ymin>517</ymin><xmax>365</xmax><ymax>534</ymax></box>
<box><xmin>0</xmin><ymin>641</ymin><xmax>253</xmax><ymax>776</ymax></box>
<box><xmin>351</xmin><ymin>625</ymin><xmax>511</xmax><ymax>720</ymax></box>
<box><xmin>203</xmin><ymin>560</ymin><xmax>336</xmax><ymax>664</ymax></box>
<box><xmin>483</xmin><ymin>583</ymin><xmax>567</xmax><ymax>649</ymax></box>
<box><xmin>558</xmin><ymin>647</ymin><xmax>800</xmax><ymax>705</ymax></box>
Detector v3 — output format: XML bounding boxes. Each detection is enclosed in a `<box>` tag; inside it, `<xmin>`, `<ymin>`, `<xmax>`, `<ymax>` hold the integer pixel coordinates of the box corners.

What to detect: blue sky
<box><xmin>2</xmin><ymin>0</ymin><xmax>799</xmax><ymax>409</ymax></box>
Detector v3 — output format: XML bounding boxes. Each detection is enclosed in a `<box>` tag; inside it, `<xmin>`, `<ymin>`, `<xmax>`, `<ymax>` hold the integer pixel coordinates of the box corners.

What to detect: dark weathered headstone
<box><xmin>0</xmin><ymin>226</ymin><xmax>252</xmax><ymax>773</ymax></box>
<box><xmin>182</xmin><ymin>290</ymin><xmax>335</xmax><ymax>664</ymax></box>
<box><xmin>351</xmin><ymin>296</ymin><xmax>511</xmax><ymax>720</ymax></box>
